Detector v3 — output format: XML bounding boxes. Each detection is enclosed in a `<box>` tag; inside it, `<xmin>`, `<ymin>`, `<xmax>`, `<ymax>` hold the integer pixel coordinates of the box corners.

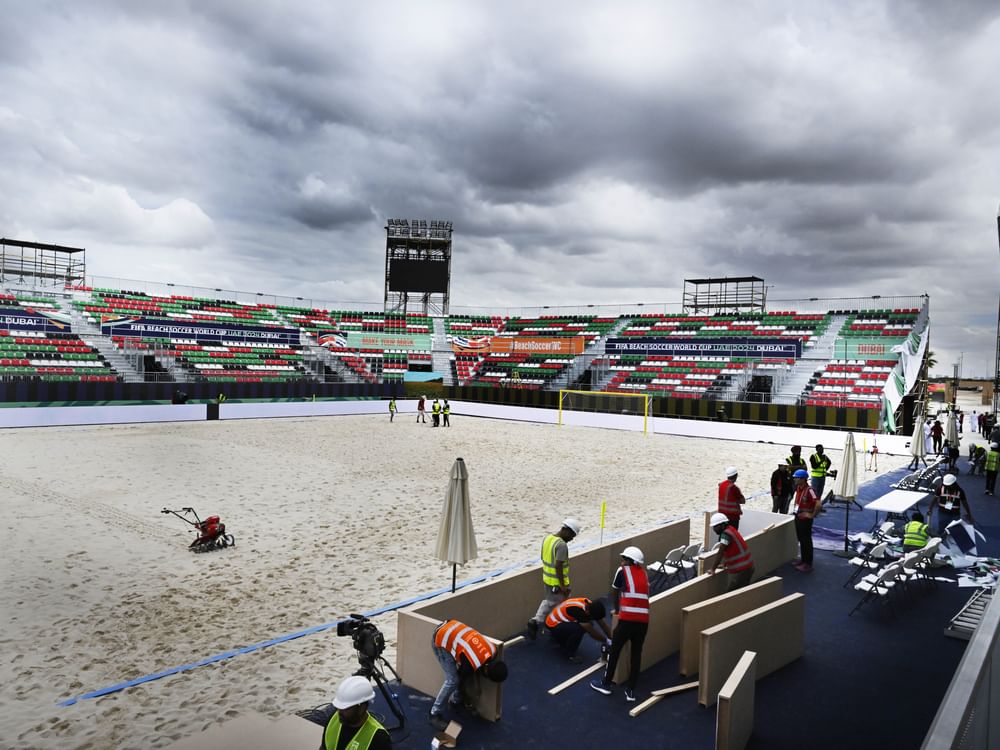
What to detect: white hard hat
<box><xmin>332</xmin><ymin>675</ymin><xmax>375</xmax><ymax>709</ymax></box>
<box><xmin>562</xmin><ymin>518</ymin><xmax>581</xmax><ymax>536</ymax></box>
<box><xmin>725</xmin><ymin>466</ymin><xmax>738</xmax><ymax>478</ymax></box>
<box><xmin>711</xmin><ymin>512</ymin><xmax>729</xmax><ymax>527</ymax></box>
<box><xmin>620</xmin><ymin>545</ymin><xmax>644</xmax><ymax>564</ymax></box>
<box><xmin>943</xmin><ymin>474</ymin><xmax>957</xmax><ymax>486</ymax></box>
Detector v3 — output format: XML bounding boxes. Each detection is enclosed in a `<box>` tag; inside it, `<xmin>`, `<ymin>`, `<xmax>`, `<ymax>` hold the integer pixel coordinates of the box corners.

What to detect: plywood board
<box><xmin>716</xmin><ymin>651</ymin><xmax>757</xmax><ymax>750</ymax></box>
<box><xmin>628</xmin><ymin>680</ymin><xmax>698</xmax><ymax>717</ymax></box>
<box><xmin>698</xmin><ymin>593</ymin><xmax>804</xmax><ymax>708</ymax></box>
<box><xmin>679</xmin><ymin>577</ymin><xmax>783</xmax><ymax>676</ymax></box>
<box><xmin>698</xmin><ymin>515</ymin><xmax>797</xmax><ymax>580</ymax></box>
<box><xmin>547</xmin><ymin>661</ymin><xmax>605</xmax><ymax>695</ymax></box>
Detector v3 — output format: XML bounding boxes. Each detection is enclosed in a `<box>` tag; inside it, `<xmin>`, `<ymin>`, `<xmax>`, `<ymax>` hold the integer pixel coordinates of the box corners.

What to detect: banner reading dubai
<box><xmin>451</xmin><ymin>335</ymin><xmax>585</xmax><ymax>355</ymax></box>
<box><xmin>605</xmin><ymin>336</ymin><xmax>802</xmax><ymax>359</ymax></box>
<box><xmin>100</xmin><ymin>316</ymin><xmax>301</xmax><ymax>345</ymax></box>
<box><xmin>0</xmin><ymin>306</ymin><xmax>73</xmax><ymax>333</ymax></box>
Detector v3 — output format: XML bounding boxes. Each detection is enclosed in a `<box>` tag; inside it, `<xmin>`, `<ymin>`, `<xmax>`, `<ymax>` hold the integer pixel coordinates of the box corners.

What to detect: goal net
<box><xmin>558</xmin><ymin>389</ymin><xmax>651</xmax><ymax>434</ymax></box>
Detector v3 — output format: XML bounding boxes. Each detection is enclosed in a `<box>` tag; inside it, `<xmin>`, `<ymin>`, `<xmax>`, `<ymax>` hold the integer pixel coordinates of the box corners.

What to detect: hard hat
<box><xmin>793</xmin><ymin>469</ymin><xmax>809</xmax><ymax>479</ymax></box>
<box><xmin>710</xmin><ymin>512</ymin><xmax>729</xmax><ymax>527</ymax></box>
<box><xmin>943</xmin><ymin>474</ymin><xmax>957</xmax><ymax>486</ymax></box>
<box><xmin>620</xmin><ymin>545</ymin><xmax>644</xmax><ymax>564</ymax></box>
<box><xmin>332</xmin><ymin>675</ymin><xmax>375</xmax><ymax>709</ymax></box>
<box><xmin>562</xmin><ymin>518</ymin><xmax>581</xmax><ymax>536</ymax></box>
<box><xmin>725</xmin><ymin>466</ymin><xmax>738</xmax><ymax>478</ymax></box>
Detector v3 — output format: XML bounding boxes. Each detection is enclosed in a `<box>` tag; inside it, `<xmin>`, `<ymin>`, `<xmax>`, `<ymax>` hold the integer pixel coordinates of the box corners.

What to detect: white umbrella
<box><xmin>435</xmin><ymin>457</ymin><xmax>478</xmax><ymax>592</ymax></box>
<box><xmin>910</xmin><ymin>406</ymin><xmax>927</xmax><ymax>463</ymax></box>
<box><xmin>831</xmin><ymin>432</ymin><xmax>860</xmax><ymax>557</ymax></box>
<box><xmin>945</xmin><ymin>410</ymin><xmax>959</xmax><ymax>448</ymax></box>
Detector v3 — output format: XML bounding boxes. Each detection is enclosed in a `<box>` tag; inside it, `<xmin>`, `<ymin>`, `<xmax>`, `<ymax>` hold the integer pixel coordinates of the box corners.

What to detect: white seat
<box><xmin>679</xmin><ymin>543</ymin><xmax>702</xmax><ymax>575</ymax></box>
<box><xmin>851</xmin><ymin>563</ymin><xmax>902</xmax><ymax>616</ymax></box>
<box><xmin>649</xmin><ymin>545</ymin><xmax>686</xmax><ymax>589</ymax></box>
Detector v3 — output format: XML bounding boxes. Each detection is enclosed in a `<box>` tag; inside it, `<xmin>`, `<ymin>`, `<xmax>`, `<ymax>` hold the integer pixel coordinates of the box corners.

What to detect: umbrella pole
<box><xmin>832</xmin><ymin>501</ymin><xmax>854</xmax><ymax>558</ymax></box>
<box><xmin>451</xmin><ymin>564</ymin><xmax>457</xmax><ymax>593</ymax></box>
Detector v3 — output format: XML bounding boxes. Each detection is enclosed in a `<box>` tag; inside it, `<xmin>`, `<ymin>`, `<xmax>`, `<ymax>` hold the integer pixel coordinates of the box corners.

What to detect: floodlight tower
<box><xmin>994</xmin><ymin>203</ymin><xmax>1000</xmax><ymax>419</ymax></box>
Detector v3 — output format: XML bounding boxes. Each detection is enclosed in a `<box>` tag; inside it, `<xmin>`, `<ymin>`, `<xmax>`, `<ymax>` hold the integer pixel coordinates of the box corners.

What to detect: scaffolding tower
<box><xmin>0</xmin><ymin>238</ymin><xmax>86</xmax><ymax>287</ymax></box>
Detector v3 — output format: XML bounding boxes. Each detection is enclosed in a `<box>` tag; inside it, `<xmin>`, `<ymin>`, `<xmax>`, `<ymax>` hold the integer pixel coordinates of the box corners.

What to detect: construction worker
<box><xmin>786</xmin><ymin>445</ymin><xmax>807</xmax><ymax>471</ymax></box>
<box><xmin>708</xmin><ymin>512</ymin><xmax>756</xmax><ymax>590</ymax></box>
<box><xmin>791</xmin><ymin>469</ymin><xmax>821</xmax><ymax>572</ymax></box>
<box><xmin>929</xmin><ymin>474</ymin><xmax>974</xmax><ymax>537</ymax></box>
<box><xmin>432</xmin><ymin>398</ymin><xmax>441</xmax><ymax>427</ymax></box>
<box><xmin>902</xmin><ymin>511</ymin><xmax>930</xmax><ymax>553</ymax></box>
<box><xmin>718</xmin><ymin>466</ymin><xmax>746</xmax><ymax>529</ymax></box>
<box><xmin>321</xmin><ymin>675</ymin><xmax>390</xmax><ymax>750</ymax></box>
<box><xmin>388</xmin><ymin>397</ymin><xmax>396</xmax><ymax>423</ymax></box>
<box><xmin>809</xmin><ymin>444</ymin><xmax>834</xmax><ymax>498</ymax></box>
<box><xmin>526</xmin><ymin>519</ymin><xmax>581</xmax><ymax>639</ymax></box>
<box><xmin>986</xmin><ymin>442</ymin><xmax>1000</xmax><ymax>496</ymax></box>
<box><xmin>429</xmin><ymin>619</ymin><xmax>508</xmax><ymax>730</ymax></box>
<box><xmin>417</xmin><ymin>395</ymin><xmax>426</xmax><ymax>423</ymax></box>
<box><xmin>545</xmin><ymin>596</ymin><xmax>612</xmax><ymax>662</ymax></box>
<box><xmin>590</xmin><ymin>546</ymin><xmax>649</xmax><ymax>703</ymax></box>
<box><xmin>442</xmin><ymin>399</ymin><xmax>451</xmax><ymax>427</ymax></box>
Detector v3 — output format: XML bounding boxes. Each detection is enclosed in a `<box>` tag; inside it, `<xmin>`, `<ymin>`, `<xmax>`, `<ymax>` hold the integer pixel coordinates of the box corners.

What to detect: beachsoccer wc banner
<box><xmin>605</xmin><ymin>337</ymin><xmax>802</xmax><ymax>359</ymax></box>
<box><xmin>100</xmin><ymin>316</ymin><xmax>301</xmax><ymax>345</ymax></box>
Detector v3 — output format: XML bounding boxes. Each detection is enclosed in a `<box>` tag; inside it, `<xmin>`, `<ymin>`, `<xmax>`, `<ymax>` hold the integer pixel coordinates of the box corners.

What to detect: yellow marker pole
<box><xmin>600</xmin><ymin>501</ymin><xmax>606</xmax><ymax>545</ymax></box>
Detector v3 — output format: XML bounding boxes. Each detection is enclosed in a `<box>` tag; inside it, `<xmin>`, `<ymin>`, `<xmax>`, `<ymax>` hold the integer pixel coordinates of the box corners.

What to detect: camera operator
<box><xmin>429</xmin><ymin>619</ymin><xmax>508</xmax><ymax>730</ymax></box>
<box><xmin>320</xmin><ymin>675</ymin><xmax>391</xmax><ymax>750</ymax></box>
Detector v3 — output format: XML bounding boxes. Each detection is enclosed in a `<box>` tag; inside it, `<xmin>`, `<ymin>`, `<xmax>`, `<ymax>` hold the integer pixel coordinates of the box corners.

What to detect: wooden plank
<box><xmin>699</xmin><ymin>594</ymin><xmax>804</xmax><ymax>708</ymax></box>
<box><xmin>547</xmin><ymin>661</ymin><xmax>604</xmax><ymax>695</ymax></box>
<box><xmin>503</xmin><ymin>635</ymin><xmax>526</xmax><ymax>647</ymax></box>
<box><xmin>716</xmin><ymin>651</ymin><xmax>757</xmax><ymax>750</ymax></box>
<box><xmin>629</xmin><ymin>680</ymin><xmax>698</xmax><ymax>717</ymax></box>
<box><xmin>679</xmin><ymin>577</ymin><xmax>783</xmax><ymax>676</ymax></box>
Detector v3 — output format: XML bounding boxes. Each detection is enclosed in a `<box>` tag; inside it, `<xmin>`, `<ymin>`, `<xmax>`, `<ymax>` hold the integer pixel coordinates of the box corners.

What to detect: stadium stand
<box><xmin>616</xmin><ymin>311</ymin><xmax>830</xmax><ymax>349</ymax></box>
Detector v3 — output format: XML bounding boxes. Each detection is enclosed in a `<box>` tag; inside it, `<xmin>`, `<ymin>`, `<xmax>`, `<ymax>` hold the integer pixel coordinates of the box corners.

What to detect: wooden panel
<box><xmin>698</xmin><ymin>513</ymin><xmax>797</xmax><ymax>579</ymax></box>
<box><xmin>698</xmin><ymin>594</ymin><xmax>805</xmax><ymax>707</ymax></box>
<box><xmin>716</xmin><ymin>651</ymin><xmax>757</xmax><ymax>750</ymax></box>
<box><xmin>679</xmin><ymin>577</ymin><xmax>783</xmax><ymax>676</ymax></box>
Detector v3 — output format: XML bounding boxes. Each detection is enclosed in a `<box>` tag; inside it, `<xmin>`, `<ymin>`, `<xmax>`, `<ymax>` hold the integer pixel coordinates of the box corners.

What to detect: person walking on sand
<box><xmin>526</xmin><ymin>519</ymin><xmax>580</xmax><ymax>639</ymax></box>
<box><xmin>718</xmin><ymin>466</ymin><xmax>746</xmax><ymax>529</ymax></box>
<box><xmin>388</xmin><ymin>397</ymin><xmax>397</xmax><ymax>423</ymax></box>
<box><xmin>443</xmin><ymin>400</ymin><xmax>451</xmax><ymax>427</ymax></box>
<box><xmin>417</xmin><ymin>395</ymin><xmax>426</xmax><ymax>423</ymax></box>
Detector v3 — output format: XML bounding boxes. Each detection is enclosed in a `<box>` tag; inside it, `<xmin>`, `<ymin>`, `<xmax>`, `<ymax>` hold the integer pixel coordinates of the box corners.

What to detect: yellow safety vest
<box><xmin>903</xmin><ymin>521</ymin><xmax>929</xmax><ymax>549</ymax></box>
<box><xmin>324</xmin><ymin>712</ymin><xmax>385</xmax><ymax>750</ymax></box>
<box><xmin>433</xmin><ymin>402</ymin><xmax>441</xmax><ymax>414</ymax></box>
<box><xmin>443</xmin><ymin>403</ymin><xmax>450</xmax><ymax>414</ymax></box>
<box><xmin>987</xmin><ymin>450</ymin><xmax>1000</xmax><ymax>472</ymax></box>
<box><xmin>541</xmin><ymin>533</ymin><xmax>569</xmax><ymax>588</ymax></box>
<box><xmin>809</xmin><ymin>453</ymin><xmax>831</xmax><ymax>478</ymax></box>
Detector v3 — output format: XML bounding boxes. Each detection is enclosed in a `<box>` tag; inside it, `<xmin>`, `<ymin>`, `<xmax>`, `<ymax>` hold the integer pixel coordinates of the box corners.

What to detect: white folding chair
<box><xmin>843</xmin><ymin>542</ymin><xmax>888</xmax><ymax>588</ymax></box>
<box><xmin>679</xmin><ymin>543</ymin><xmax>702</xmax><ymax>578</ymax></box>
<box><xmin>649</xmin><ymin>545</ymin><xmax>686</xmax><ymax>590</ymax></box>
<box><xmin>850</xmin><ymin>563</ymin><xmax>902</xmax><ymax>617</ymax></box>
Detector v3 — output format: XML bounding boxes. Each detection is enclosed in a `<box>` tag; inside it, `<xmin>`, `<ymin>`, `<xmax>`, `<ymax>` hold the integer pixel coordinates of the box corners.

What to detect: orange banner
<box><xmin>452</xmin><ymin>336</ymin><xmax>585</xmax><ymax>355</ymax></box>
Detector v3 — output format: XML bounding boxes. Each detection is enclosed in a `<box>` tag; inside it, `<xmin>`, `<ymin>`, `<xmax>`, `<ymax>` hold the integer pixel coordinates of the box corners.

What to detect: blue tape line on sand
<box><xmin>57</xmin><ymin>566</ymin><xmax>514</xmax><ymax>707</ymax></box>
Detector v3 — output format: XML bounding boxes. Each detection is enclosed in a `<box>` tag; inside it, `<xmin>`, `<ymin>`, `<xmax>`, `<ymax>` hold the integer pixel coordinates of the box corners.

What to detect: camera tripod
<box><xmin>356</xmin><ymin>654</ymin><xmax>406</xmax><ymax>731</ymax></box>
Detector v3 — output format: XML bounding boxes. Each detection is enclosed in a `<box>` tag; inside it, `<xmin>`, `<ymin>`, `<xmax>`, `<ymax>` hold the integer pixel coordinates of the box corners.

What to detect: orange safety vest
<box><xmin>794</xmin><ymin>485</ymin><xmax>820</xmax><ymax>517</ymax></box>
<box><xmin>617</xmin><ymin>564</ymin><xmax>650</xmax><ymax>623</ymax></box>
<box><xmin>718</xmin><ymin>480</ymin><xmax>744</xmax><ymax>518</ymax></box>
<box><xmin>545</xmin><ymin>597</ymin><xmax>591</xmax><ymax>629</ymax></box>
<box><xmin>434</xmin><ymin>620</ymin><xmax>496</xmax><ymax>670</ymax></box>
<box><xmin>720</xmin><ymin>527</ymin><xmax>754</xmax><ymax>572</ymax></box>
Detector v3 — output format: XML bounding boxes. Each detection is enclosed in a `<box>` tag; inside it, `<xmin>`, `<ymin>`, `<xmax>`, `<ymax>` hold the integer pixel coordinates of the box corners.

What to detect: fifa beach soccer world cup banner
<box><xmin>605</xmin><ymin>336</ymin><xmax>802</xmax><ymax>359</ymax></box>
<box><xmin>451</xmin><ymin>335</ymin><xmax>586</xmax><ymax>355</ymax></box>
<box><xmin>100</xmin><ymin>316</ymin><xmax>301</xmax><ymax>345</ymax></box>
<box><xmin>318</xmin><ymin>331</ymin><xmax>433</xmax><ymax>351</ymax></box>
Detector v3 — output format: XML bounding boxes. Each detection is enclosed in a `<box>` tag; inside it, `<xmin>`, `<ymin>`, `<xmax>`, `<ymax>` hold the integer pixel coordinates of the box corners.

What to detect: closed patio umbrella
<box><xmin>435</xmin><ymin>457</ymin><xmax>478</xmax><ymax>593</ymax></box>
<box><xmin>910</xmin><ymin>405</ymin><xmax>927</xmax><ymax>466</ymax></box>
<box><xmin>945</xmin><ymin>410</ymin><xmax>959</xmax><ymax>448</ymax></box>
<box><xmin>832</xmin><ymin>432</ymin><xmax>861</xmax><ymax>556</ymax></box>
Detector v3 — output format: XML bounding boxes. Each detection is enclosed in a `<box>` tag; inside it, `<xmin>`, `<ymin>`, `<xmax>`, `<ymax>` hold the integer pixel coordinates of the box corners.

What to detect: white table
<box><xmin>864</xmin><ymin>489</ymin><xmax>930</xmax><ymax>523</ymax></box>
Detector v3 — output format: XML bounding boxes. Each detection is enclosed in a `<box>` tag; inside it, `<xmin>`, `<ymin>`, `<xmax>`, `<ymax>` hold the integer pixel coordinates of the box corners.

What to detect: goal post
<box><xmin>558</xmin><ymin>389</ymin><xmax>651</xmax><ymax>434</ymax></box>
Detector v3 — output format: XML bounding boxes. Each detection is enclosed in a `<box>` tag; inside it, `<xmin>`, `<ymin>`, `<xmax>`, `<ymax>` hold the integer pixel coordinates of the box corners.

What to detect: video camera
<box><xmin>337</xmin><ymin>614</ymin><xmax>385</xmax><ymax>675</ymax></box>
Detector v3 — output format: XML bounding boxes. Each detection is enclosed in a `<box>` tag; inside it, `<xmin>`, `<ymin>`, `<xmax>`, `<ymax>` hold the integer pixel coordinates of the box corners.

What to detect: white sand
<box><xmin>0</xmin><ymin>414</ymin><xmax>912</xmax><ymax>749</ymax></box>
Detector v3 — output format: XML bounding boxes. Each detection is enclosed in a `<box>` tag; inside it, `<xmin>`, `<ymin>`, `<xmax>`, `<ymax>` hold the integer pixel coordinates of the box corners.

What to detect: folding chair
<box><xmin>850</xmin><ymin>563</ymin><xmax>902</xmax><ymax>617</ymax></box>
<box><xmin>843</xmin><ymin>542</ymin><xmax>889</xmax><ymax>588</ymax></box>
<box><xmin>914</xmin><ymin>538</ymin><xmax>942</xmax><ymax>589</ymax></box>
<box><xmin>679</xmin><ymin>543</ymin><xmax>702</xmax><ymax>578</ymax></box>
<box><xmin>649</xmin><ymin>545</ymin><xmax>686</xmax><ymax>591</ymax></box>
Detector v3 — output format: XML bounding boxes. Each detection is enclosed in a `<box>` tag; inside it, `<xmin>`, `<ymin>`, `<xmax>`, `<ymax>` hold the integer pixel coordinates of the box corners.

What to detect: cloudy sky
<box><xmin>1</xmin><ymin>1</ymin><xmax>998</xmax><ymax>376</ymax></box>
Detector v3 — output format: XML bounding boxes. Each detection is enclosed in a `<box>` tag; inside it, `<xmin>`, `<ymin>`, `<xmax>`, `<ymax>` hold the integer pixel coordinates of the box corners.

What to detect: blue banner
<box><xmin>100</xmin><ymin>316</ymin><xmax>301</xmax><ymax>345</ymax></box>
<box><xmin>0</xmin><ymin>308</ymin><xmax>70</xmax><ymax>333</ymax></box>
<box><xmin>605</xmin><ymin>336</ymin><xmax>802</xmax><ymax>358</ymax></box>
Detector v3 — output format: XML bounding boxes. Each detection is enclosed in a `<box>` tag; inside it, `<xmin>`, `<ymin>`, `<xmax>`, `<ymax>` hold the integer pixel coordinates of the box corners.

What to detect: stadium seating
<box><xmin>800</xmin><ymin>358</ymin><xmax>896</xmax><ymax>409</ymax></box>
<box><xmin>617</xmin><ymin>311</ymin><xmax>830</xmax><ymax>348</ymax></box>
<box><xmin>600</xmin><ymin>355</ymin><xmax>746</xmax><ymax>398</ymax></box>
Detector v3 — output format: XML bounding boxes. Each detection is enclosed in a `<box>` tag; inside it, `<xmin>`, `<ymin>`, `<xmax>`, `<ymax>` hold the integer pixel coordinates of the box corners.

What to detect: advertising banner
<box><xmin>830</xmin><ymin>338</ymin><xmax>904</xmax><ymax>360</ymax></box>
<box><xmin>451</xmin><ymin>336</ymin><xmax>586</xmax><ymax>355</ymax></box>
<box><xmin>605</xmin><ymin>336</ymin><xmax>802</xmax><ymax>358</ymax></box>
<box><xmin>318</xmin><ymin>330</ymin><xmax>432</xmax><ymax>351</ymax></box>
<box><xmin>100</xmin><ymin>316</ymin><xmax>301</xmax><ymax>345</ymax></box>
<box><xmin>0</xmin><ymin>307</ymin><xmax>72</xmax><ymax>333</ymax></box>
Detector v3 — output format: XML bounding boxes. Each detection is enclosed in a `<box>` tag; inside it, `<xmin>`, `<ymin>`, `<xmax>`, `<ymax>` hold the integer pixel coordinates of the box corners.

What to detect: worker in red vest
<box><xmin>708</xmin><ymin>513</ymin><xmax>756</xmax><ymax>591</ymax></box>
<box><xmin>791</xmin><ymin>469</ymin><xmax>821</xmax><ymax>572</ymax></box>
<box><xmin>590</xmin><ymin>546</ymin><xmax>649</xmax><ymax>703</ymax></box>
<box><xmin>545</xmin><ymin>596</ymin><xmax>612</xmax><ymax>662</ymax></box>
<box><xmin>718</xmin><ymin>466</ymin><xmax>746</xmax><ymax>529</ymax></box>
<box><xmin>429</xmin><ymin>619</ymin><xmax>507</xmax><ymax>730</ymax></box>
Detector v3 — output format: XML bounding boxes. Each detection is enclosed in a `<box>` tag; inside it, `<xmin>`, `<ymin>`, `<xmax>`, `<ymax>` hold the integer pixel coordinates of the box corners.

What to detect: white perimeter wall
<box><xmin>0</xmin><ymin>397</ymin><xmax>912</xmax><ymax>453</ymax></box>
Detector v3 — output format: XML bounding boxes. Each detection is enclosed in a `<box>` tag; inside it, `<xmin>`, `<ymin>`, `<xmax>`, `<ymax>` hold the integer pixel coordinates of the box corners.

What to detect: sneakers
<box><xmin>525</xmin><ymin>619</ymin><xmax>539</xmax><ymax>640</ymax></box>
<box><xmin>794</xmin><ymin>563</ymin><xmax>813</xmax><ymax>572</ymax></box>
<box><xmin>589</xmin><ymin>678</ymin><xmax>613</xmax><ymax>695</ymax></box>
<box><xmin>624</xmin><ymin>688</ymin><xmax>637</xmax><ymax>703</ymax></box>
<box><xmin>429</xmin><ymin>711</ymin><xmax>448</xmax><ymax>731</ymax></box>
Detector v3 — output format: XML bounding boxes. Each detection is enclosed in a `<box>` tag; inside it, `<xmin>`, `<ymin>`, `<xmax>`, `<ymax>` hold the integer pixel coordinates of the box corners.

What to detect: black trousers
<box><xmin>795</xmin><ymin>517</ymin><xmax>814</xmax><ymax>565</ymax></box>
<box><xmin>550</xmin><ymin>622</ymin><xmax>585</xmax><ymax>655</ymax></box>
<box><xmin>987</xmin><ymin>470</ymin><xmax>997</xmax><ymax>494</ymax></box>
<box><xmin>604</xmin><ymin>619</ymin><xmax>648</xmax><ymax>691</ymax></box>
